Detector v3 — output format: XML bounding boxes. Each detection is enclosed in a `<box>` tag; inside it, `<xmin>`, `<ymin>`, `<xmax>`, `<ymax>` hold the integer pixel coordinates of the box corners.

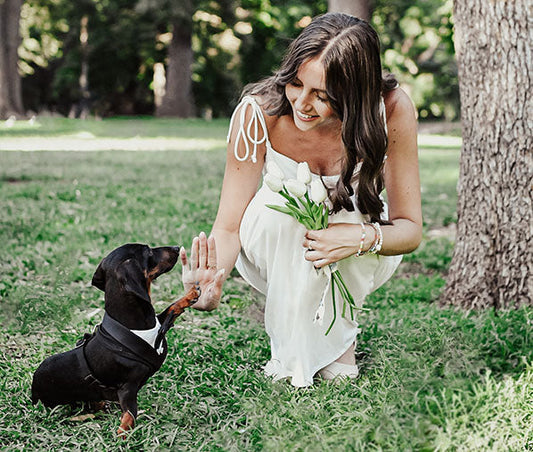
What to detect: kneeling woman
<box><xmin>181</xmin><ymin>13</ymin><xmax>422</xmax><ymax>387</ymax></box>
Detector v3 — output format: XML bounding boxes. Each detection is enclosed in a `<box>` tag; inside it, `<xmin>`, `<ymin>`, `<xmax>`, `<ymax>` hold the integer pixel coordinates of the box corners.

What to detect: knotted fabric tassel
<box><xmin>227</xmin><ymin>95</ymin><xmax>268</xmax><ymax>163</ymax></box>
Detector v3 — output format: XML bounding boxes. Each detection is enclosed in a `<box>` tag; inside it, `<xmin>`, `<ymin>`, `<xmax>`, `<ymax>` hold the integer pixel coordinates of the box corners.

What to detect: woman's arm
<box><xmin>303</xmin><ymin>88</ymin><xmax>422</xmax><ymax>267</ymax></box>
<box><xmin>182</xmin><ymin>100</ymin><xmax>266</xmax><ymax>310</ymax></box>
<box><xmin>379</xmin><ymin>87</ymin><xmax>423</xmax><ymax>255</ymax></box>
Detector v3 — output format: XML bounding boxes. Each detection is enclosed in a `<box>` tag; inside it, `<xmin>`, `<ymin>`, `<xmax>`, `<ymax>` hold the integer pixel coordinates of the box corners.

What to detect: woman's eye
<box><xmin>316</xmin><ymin>93</ymin><xmax>328</xmax><ymax>102</ymax></box>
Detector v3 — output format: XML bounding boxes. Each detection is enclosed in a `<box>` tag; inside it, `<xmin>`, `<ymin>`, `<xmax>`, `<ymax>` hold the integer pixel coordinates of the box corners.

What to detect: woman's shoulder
<box><xmin>383</xmin><ymin>87</ymin><xmax>417</xmax><ymax>124</ymax></box>
<box><xmin>233</xmin><ymin>94</ymin><xmax>281</xmax><ymax>130</ymax></box>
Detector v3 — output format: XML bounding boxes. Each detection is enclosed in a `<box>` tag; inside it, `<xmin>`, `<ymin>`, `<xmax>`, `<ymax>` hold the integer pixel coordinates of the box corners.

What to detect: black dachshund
<box><xmin>31</xmin><ymin>243</ymin><xmax>200</xmax><ymax>435</ymax></box>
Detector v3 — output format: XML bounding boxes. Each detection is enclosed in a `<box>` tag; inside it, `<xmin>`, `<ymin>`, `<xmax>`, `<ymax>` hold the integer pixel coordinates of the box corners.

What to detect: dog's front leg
<box><xmin>116</xmin><ymin>382</ymin><xmax>139</xmax><ymax>438</ymax></box>
<box><xmin>155</xmin><ymin>286</ymin><xmax>201</xmax><ymax>350</ymax></box>
<box><xmin>157</xmin><ymin>285</ymin><xmax>201</xmax><ymax>324</ymax></box>
<box><xmin>154</xmin><ymin>285</ymin><xmax>200</xmax><ymax>350</ymax></box>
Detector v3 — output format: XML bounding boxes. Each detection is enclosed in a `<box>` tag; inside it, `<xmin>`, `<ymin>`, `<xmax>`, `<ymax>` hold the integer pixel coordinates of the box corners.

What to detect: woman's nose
<box><xmin>295</xmin><ymin>91</ymin><xmax>312</xmax><ymax>111</ymax></box>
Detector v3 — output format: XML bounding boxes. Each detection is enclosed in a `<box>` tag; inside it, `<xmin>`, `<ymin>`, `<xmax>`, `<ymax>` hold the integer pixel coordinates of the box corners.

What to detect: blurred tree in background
<box><xmin>0</xmin><ymin>0</ymin><xmax>25</xmax><ymax>118</ymax></box>
<box><xmin>10</xmin><ymin>0</ymin><xmax>457</xmax><ymax>119</ymax></box>
<box><xmin>373</xmin><ymin>0</ymin><xmax>457</xmax><ymax>120</ymax></box>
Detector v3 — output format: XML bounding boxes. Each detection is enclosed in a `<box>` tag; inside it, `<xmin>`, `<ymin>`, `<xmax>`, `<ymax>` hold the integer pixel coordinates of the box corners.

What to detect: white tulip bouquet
<box><xmin>264</xmin><ymin>160</ymin><xmax>360</xmax><ymax>335</ymax></box>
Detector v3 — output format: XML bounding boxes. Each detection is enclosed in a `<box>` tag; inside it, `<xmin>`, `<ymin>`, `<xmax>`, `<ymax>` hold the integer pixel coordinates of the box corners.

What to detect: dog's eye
<box><xmin>146</xmin><ymin>250</ymin><xmax>156</xmax><ymax>266</ymax></box>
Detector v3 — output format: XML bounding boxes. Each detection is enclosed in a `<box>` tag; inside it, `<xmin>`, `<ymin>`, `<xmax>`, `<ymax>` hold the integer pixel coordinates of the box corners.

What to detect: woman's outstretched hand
<box><xmin>180</xmin><ymin>231</ymin><xmax>225</xmax><ymax>311</ymax></box>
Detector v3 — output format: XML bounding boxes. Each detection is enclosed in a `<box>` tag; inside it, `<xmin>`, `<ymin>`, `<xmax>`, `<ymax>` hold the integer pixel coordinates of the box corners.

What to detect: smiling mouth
<box><xmin>296</xmin><ymin>110</ymin><xmax>319</xmax><ymax>121</ymax></box>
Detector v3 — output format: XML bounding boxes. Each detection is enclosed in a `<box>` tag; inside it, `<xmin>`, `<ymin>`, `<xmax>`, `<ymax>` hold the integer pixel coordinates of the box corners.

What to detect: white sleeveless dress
<box><xmin>229</xmin><ymin>96</ymin><xmax>402</xmax><ymax>387</ymax></box>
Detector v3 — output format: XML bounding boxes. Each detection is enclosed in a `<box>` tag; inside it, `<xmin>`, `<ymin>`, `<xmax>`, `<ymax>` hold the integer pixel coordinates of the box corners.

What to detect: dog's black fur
<box><xmin>31</xmin><ymin>243</ymin><xmax>199</xmax><ymax>435</ymax></box>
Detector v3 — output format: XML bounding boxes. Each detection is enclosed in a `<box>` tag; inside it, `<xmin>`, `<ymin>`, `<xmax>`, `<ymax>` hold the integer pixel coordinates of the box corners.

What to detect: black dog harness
<box><xmin>75</xmin><ymin>314</ymin><xmax>167</xmax><ymax>391</ymax></box>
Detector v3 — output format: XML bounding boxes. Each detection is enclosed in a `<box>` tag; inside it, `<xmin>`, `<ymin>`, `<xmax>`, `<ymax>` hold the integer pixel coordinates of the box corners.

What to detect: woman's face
<box><xmin>284</xmin><ymin>57</ymin><xmax>338</xmax><ymax>132</ymax></box>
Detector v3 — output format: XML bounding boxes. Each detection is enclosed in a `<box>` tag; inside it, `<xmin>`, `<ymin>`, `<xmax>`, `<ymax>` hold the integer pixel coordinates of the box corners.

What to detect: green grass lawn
<box><xmin>0</xmin><ymin>118</ymin><xmax>531</xmax><ymax>451</ymax></box>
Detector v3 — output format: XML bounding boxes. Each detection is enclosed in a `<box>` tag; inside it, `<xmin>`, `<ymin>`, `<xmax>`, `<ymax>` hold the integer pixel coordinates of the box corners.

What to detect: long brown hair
<box><xmin>244</xmin><ymin>13</ymin><xmax>397</xmax><ymax>222</ymax></box>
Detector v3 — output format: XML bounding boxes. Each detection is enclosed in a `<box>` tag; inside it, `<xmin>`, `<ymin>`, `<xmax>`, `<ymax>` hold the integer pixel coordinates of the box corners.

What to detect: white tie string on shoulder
<box><xmin>227</xmin><ymin>96</ymin><xmax>268</xmax><ymax>163</ymax></box>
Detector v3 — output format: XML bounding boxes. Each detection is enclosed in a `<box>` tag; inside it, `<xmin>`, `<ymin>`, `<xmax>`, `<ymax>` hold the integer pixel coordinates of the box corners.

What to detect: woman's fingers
<box><xmin>304</xmin><ymin>248</ymin><xmax>329</xmax><ymax>268</ymax></box>
<box><xmin>198</xmin><ymin>231</ymin><xmax>208</xmax><ymax>269</ymax></box>
<box><xmin>207</xmin><ymin>235</ymin><xmax>217</xmax><ymax>270</ymax></box>
<box><xmin>305</xmin><ymin>229</ymin><xmax>321</xmax><ymax>241</ymax></box>
<box><xmin>180</xmin><ymin>247</ymin><xmax>188</xmax><ymax>268</ymax></box>
<box><xmin>304</xmin><ymin>248</ymin><xmax>320</xmax><ymax>261</ymax></box>
<box><xmin>190</xmin><ymin>236</ymin><xmax>199</xmax><ymax>270</ymax></box>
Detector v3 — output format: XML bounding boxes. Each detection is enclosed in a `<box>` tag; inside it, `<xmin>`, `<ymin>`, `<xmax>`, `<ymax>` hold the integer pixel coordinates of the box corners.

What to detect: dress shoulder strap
<box><xmin>227</xmin><ymin>95</ymin><xmax>270</xmax><ymax>163</ymax></box>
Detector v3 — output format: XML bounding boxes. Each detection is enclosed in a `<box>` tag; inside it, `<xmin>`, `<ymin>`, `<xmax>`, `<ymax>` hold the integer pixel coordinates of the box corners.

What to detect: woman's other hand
<box><xmin>302</xmin><ymin>223</ymin><xmax>374</xmax><ymax>268</ymax></box>
<box><xmin>181</xmin><ymin>231</ymin><xmax>225</xmax><ymax>311</ymax></box>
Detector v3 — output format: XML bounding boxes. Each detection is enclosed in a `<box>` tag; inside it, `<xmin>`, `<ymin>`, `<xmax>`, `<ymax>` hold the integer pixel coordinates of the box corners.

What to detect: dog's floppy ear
<box><xmin>92</xmin><ymin>262</ymin><xmax>106</xmax><ymax>291</ymax></box>
<box><xmin>117</xmin><ymin>259</ymin><xmax>151</xmax><ymax>304</ymax></box>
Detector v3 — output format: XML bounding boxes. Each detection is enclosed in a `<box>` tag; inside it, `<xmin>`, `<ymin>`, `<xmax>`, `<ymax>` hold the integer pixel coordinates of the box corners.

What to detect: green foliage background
<box><xmin>19</xmin><ymin>0</ymin><xmax>457</xmax><ymax>119</ymax></box>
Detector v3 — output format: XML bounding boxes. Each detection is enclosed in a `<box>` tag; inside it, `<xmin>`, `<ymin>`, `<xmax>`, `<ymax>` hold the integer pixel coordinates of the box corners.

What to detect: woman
<box><xmin>181</xmin><ymin>13</ymin><xmax>422</xmax><ymax>387</ymax></box>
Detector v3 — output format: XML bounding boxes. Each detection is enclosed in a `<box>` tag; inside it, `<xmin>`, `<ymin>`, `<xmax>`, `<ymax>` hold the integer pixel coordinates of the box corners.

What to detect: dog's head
<box><xmin>91</xmin><ymin>244</ymin><xmax>181</xmax><ymax>304</ymax></box>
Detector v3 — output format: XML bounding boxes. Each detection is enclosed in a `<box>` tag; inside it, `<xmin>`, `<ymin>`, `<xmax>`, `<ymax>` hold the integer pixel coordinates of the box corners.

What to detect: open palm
<box><xmin>180</xmin><ymin>232</ymin><xmax>225</xmax><ymax>311</ymax></box>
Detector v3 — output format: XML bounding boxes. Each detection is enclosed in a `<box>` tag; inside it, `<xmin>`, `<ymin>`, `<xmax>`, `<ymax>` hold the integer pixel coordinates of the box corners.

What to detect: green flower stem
<box><xmin>320</xmin><ymin>204</ymin><xmax>329</xmax><ymax>229</ymax></box>
<box><xmin>333</xmin><ymin>271</ymin><xmax>355</xmax><ymax>307</ymax></box>
<box><xmin>325</xmin><ymin>277</ymin><xmax>337</xmax><ymax>336</ymax></box>
<box><xmin>280</xmin><ymin>188</ymin><xmax>299</xmax><ymax>206</ymax></box>
<box><xmin>302</xmin><ymin>192</ymin><xmax>317</xmax><ymax>225</ymax></box>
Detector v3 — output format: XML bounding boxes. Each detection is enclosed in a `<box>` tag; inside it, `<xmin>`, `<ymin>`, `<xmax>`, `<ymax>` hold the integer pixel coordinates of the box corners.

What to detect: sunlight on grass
<box><xmin>418</xmin><ymin>133</ymin><xmax>462</xmax><ymax>149</ymax></box>
<box><xmin>0</xmin><ymin>136</ymin><xmax>226</xmax><ymax>152</ymax></box>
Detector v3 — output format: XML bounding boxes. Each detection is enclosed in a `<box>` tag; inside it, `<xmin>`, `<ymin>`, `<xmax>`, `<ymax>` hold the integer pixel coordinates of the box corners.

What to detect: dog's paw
<box><xmin>117</xmin><ymin>411</ymin><xmax>135</xmax><ymax>439</ymax></box>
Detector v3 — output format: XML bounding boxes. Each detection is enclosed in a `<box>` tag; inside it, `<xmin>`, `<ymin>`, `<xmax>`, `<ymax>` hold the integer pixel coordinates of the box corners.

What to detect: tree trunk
<box><xmin>328</xmin><ymin>0</ymin><xmax>373</xmax><ymax>22</ymax></box>
<box><xmin>442</xmin><ymin>0</ymin><xmax>532</xmax><ymax>309</ymax></box>
<box><xmin>156</xmin><ymin>21</ymin><xmax>195</xmax><ymax>118</ymax></box>
<box><xmin>0</xmin><ymin>0</ymin><xmax>24</xmax><ymax>119</ymax></box>
<box><xmin>78</xmin><ymin>14</ymin><xmax>90</xmax><ymax>119</ymax></box>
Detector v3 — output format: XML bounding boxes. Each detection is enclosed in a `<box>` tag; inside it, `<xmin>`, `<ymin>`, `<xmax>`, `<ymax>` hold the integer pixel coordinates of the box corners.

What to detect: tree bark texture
<box><xmin>156</xmin><ymin>21</ymin><xmax>195</xmax><ymax>118</ymax></box>
<box><xmin>443</xmin><ymin>0</ymin><xmax>532</xmax><ymax>308</ymax></box>
<box><xmin>328</xmin><ymin>0</ymin><xmax>373</xmax><ymax>22</ymax></box>
<box><xmin>0</xmin><ymin>0</ymin><xmax>24</xmax><ymax>119</ymax></box>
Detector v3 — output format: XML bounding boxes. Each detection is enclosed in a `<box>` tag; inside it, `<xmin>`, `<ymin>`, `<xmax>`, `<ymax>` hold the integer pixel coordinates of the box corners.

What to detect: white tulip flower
<box><xmin>310</xmin><ymin>179</ymin><xmax>328</xmax><ymax>203</ymax></box>
<box><xmin>296</xmin><ymin>162</ymin><xmax>312</xmax><ymax>184</ymax></box>
<box><xmin>284</xmin><ymin>178</ymin><xmax>307</xmax><ymax>198</ymax></box>
<box><xmin>264</xmin><ymin>173</ymin><xmax>283</xmax><ymax>192</ymax></box>
<box><xmin>266</xmin><ymin>160</ymin><xmax>285</xmax><ymax>180</ymax></box>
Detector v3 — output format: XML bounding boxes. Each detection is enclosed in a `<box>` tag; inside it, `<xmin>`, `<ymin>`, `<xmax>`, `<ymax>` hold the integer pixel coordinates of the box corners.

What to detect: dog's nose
<box><xmin>172</xmin><ymin>246</ymin><xmax>181</xmax><ymax>253</ymax></box>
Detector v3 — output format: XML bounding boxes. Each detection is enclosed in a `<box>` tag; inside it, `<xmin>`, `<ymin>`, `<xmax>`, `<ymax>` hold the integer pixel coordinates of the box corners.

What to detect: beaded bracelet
<box><xmin>365</xmin><ymin>222</ymin><xmax>379</xmax><ymax>254</ymax></box>
<box><xmin>368</xmin><ymin>222</ymin><xmax>383</xmax><ymax>254</ymax></box>
<box><xmin>354</xmin><ymin>222</ymin><xmax>366</xmax><ymax>257</ymax></box>
<box><xmin>357</xmin><ymin>222</ymin><xmax>383</xmax><ymax>256</ymax></box>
